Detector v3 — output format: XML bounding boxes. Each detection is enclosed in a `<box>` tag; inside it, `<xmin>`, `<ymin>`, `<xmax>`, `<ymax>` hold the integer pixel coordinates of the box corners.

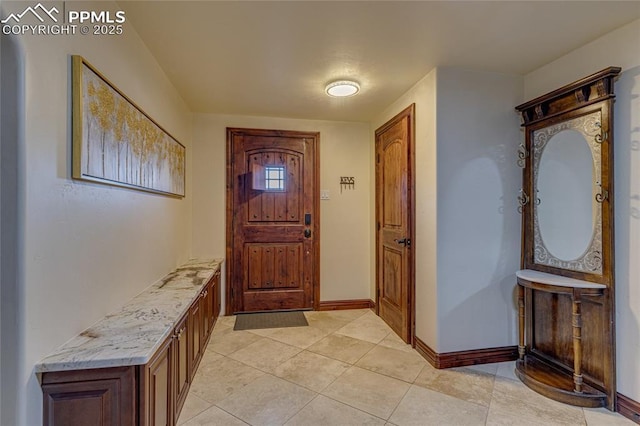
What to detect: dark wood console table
<box><xmin>516</xmin><ymin>269</ymin><xmax>608</xmax><ymax>407</ymax></box>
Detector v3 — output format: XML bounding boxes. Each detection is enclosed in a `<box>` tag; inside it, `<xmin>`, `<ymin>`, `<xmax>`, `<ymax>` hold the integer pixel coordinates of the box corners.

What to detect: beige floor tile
<box><xmin>266</xmin><ymin>325</ymin><xmax>329</xmax><ymax>349</ymax></box>
<box><xmin>217</xmin><ymin>374</ymin><xmax>316</xmax><ymax>426</ymax></box>
<box><xmin>199</xmin><ymin>347</ymin><xmax>224</xmax><ymax>366</ymax></box>
<box><xmin>377</xmin><ymin>333</ymin><xmax>415</xmax><ymax>353</ymax></box>
<box><xmin>465</xmin><ymin>362</ymin><xmax>499</xmax><ymax>375</ymax></box>
<box><xmin>189</xmin><ymin>356</ymin><xmax>265</xmax><ymax>404</ymax></box>
<box><xmin>306</xmin><ymin>309</ymin><xmax>370</xmax><ymax>322</ymax></box>
<box><xmin>305</xmin><ymin>314</ymin><xmax>352</xmax><ymax>333</ymax></box>
<box><xmin>356</xmin><ymin>345</ymin><xmax>426</xmax><ymax>383</ymax></box>
<box><xmin>304</xmin><ymin>310</ymin><xmax>370</xmax><ymax>334</ymax></box>
<box><xmin>335</xmin><ymin>312</ymin><xmax>392</xmax><ymax>344</ymax></box>
<box><xmin>307</xmin><ymin>333</ymin><xmax>376</xmax><ymax>364</ymax></box>
<box><xmin>273</xmin><ymin>350</ymin><xmax>350</xmax><ymax>392</ymax></box>
<box><xmin>245</xmin><ymin>327</ymin><xmax>278</xmax><ymax>337</ymax></box>
<box><xmin>485</xmin><ymin>405</ymin><xmax>553</xmax><ymax>425</ymax></box>
<box><xmin>215</xmin><ymin>315</ymin><xmax>237</xmax><ymax>328</ymax></box>
<box><xmin>321</xmin><ymin>366</ymin><xmax>411</xmax><ymax>419</ymax></box>
<box><xmin>285</xmin><ymin>395</ymin><xmax>386</xmax><ymax>425</ymax></box>
<box><xmin>177</xmin><ymin>394</ymin><xmax>212</xmax><ymax>425</ymax></box>
<box><xmin>413</xmin><ymin>362</ymin><xmax>495</xmax><ymax>407</ymax></box>
<box><xmin>228</xmin><ymin>337</ymin><xmax>302</xmax><ymax>372</ymax></box>
<box><xmin>212</xmin><ymin>324</ymin><xmax>232</xmax><ymax>335</ymax></box>
<box><xmin>583</xmin><ymin>407</ymin><xmax>636</xmax><ymax>425</ymax></box>
<box><xmin>495</xmin><ymin>361</ymin><xmax>519</xmax><ymax>381</ymax></box>
<box><xmin>190</xmin><ymin>312</ymin><xmax>604</xmax><ymax>426</ymax></box>
<box><xmin>212</xmin><ymin>318</ymin><xmax>232</xmax><ymax>335</ymax></box>
<box><xmin>490</xmin><ymin>376</ymin><xmax>586</xmax><ymax>425</ymax></box>
<box><xmin>207</xmin><ymin>328</ymin><xmax>263</xmax><ymax>355</ymax></box>
<box><xmin>182</xmin><ymin>406</ymin><xmax>248</xmax><ymax>426</ymax></box>
<box><xmin>389</xmin><ymin>385</ymin><xmax>488</xmax><ymax>426</ymax></box>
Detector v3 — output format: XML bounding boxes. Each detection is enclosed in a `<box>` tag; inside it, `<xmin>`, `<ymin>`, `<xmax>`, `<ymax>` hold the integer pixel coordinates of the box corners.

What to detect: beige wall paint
<box><xmin>435</xmin><ymin>68</ymin><xmax>523</xmax><ymax>352</ymax></box>
<box><xmin>372</xmin><ymin>70</ymin><xmax>438</xmax><ymax>348</ymax></box>
<box><xmin>2</xmin><ymin>2</ymin><xmax>193</xmax><ymax>424</ymax></box>
<box><xmin>524</xmin><ymin>18</ymin><xmax>640</xmax><ymax>404</ymax></box>
<box><xmin>191</xmin><ymin>114</ymin><xmax>371</xmax><ymax>307</ymax></box>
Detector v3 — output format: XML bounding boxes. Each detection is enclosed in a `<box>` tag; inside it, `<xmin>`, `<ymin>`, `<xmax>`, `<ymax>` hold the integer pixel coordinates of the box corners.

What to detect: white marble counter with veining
<box><xmin>35</xmin><ymin>258</ymin><xmax>223</xmax><ymax>373</ymax></box>
<box><xmin>516</xmin><ymin>269</ymin><xmax>606</xmax><ymax>289</ymax></box>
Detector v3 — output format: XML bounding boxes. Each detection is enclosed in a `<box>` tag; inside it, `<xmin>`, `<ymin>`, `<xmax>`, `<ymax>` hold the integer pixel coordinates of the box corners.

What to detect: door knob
<box><xmin>394</xmin><ymin>238</ymin><xmax>411</xmax><ymax>247</ymax></box>
<box><xmin>304</xmin><ymin>229</ymin><xmax>311</xmax><ymax>238</ymax></box>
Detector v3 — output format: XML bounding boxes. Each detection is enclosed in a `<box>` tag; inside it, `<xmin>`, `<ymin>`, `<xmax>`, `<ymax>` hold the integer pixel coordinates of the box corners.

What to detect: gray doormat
<box><xmin>234</xmin><ymin>311</ymin><xmax>309</xmax><ymax>331</ymax></box>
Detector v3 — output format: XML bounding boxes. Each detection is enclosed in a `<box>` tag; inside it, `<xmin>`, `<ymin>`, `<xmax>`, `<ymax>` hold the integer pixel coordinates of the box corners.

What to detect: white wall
<box><xmin>372</xmin><ymin>70</ymin><xmax>439</xmax><ymax>348</ymax></box>
<box><xmin>435</xmin><ymin>68</ymin><xmax>523</xmax><ymax>352</ymax></box>
<box><xmin>191</xmin><ymin>114</ymin><xmax>371</xmax><ymax>306</ymax></box>
<box><xmin>524</xmin><ymin>17</ymin><xmax>640</xmax><ymax>404</ymax></box>
<box><xmin>1</xmin><ymin>2</ymin><xmax>194</xmax><ymax>424</ymax></box>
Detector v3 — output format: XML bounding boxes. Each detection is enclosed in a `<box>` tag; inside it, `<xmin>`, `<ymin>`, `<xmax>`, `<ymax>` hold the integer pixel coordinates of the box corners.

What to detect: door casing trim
<box><xmin>225</xmin><ymin>128</ymin><xmax>320</xmax><ymax>314</ymax></box>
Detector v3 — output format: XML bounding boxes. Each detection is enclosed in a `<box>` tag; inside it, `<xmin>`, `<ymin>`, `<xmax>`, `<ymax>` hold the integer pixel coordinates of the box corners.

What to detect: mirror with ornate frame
<box><xmin>515</xmin><ymin>67</ymin><xmax>620</xmax><ymax>410</ymax></box>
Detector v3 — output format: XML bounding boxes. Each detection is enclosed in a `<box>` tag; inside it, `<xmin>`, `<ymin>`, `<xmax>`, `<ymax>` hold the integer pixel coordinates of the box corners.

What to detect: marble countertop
<box><xmin>516</xmin><ymin>269</ymin><xmax>606</xmax><ymax>289</ymax></box>
<box><xmin>35</xmin><ymin>258</ymin><xmax>223</xmax><ymax>373</ymax></box>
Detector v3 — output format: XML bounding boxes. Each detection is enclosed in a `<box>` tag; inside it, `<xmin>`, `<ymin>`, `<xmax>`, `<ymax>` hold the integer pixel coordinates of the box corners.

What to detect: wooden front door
<box><xmin>375</xmin><ymin>105</ymin><xmax>415</xmax><ymax>343</ymax></box>
<box><xmin>227</xmin><ymin>128</ymin><xmax>319</xmax><ymax>313</ymax></box>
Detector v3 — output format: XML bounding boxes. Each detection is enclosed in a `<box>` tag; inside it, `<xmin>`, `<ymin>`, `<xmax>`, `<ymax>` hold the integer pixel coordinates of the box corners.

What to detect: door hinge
<box><xmin>377</xmin><ymin>153</ymin><xmax>380</xmax><ymax>163</ymax></box>
<box><xmin>377</xmin><ymin>222</ymin><xmax>381</xmax><ymax>231</ymax></box>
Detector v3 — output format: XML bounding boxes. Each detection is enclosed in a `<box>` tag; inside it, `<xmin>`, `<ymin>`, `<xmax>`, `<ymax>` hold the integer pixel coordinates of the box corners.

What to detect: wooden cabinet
<box><xmin>173</xmin><ymin>313</ymin><xmax>189</xmax><ymax>422</ymax></box>
<box><xmin>41</xmin><ymin>268</ymin><xmax>222</xmax><ymax>426</ymax></box>
<box><xmin>189</xmin><ymin>293</ymin><xmax>203</xmax><ymax>378</ymax></box>
<box><xmin>140</xmin><ymin>337</ymin><xmax>173</xmax><ymax>426</ymax></box>
<box><xmin>209</xmin><ymin>272</ymin><xmax>221</xmax><ymax>334</ymax></box>
<box><xmin>42</xmin><ymin>367</ymin><xmax>136</xmax><ymax>426</ymax></box>
<box><xmin>189</xmin><ymin>272</ymin><xmax>221</xmax><ymax>380</ymax></box>
<box><xmin>202</xmin><ymin>282</ymin><xmax>212</xmax><ymax>339</ymax></box>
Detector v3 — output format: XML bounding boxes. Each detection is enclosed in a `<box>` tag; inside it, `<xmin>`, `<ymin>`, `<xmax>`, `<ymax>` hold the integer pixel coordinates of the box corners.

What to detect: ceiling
<box><xmin>120</xmin><ymin>1</ymin><xmax>640</xmax><ymax>122</ymax></box>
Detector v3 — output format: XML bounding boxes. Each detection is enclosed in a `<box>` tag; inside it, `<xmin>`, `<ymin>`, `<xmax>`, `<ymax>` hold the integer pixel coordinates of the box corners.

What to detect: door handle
<box><xmin>304</xmin><ymin>229</ymin><xmax>311</xmax><ymax>238</ymax></box>
<box><xmin>394</xmin><ymin>238</ymin><xmax>411</xmax><ymax>247</ymax></box>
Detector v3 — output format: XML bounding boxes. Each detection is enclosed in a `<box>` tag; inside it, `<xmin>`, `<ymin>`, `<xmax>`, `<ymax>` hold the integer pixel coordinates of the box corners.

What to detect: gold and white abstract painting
<box><xmin>72</xmin><ymin>56</ymin><xmax>185</xmax><ymax>197</ymax></box>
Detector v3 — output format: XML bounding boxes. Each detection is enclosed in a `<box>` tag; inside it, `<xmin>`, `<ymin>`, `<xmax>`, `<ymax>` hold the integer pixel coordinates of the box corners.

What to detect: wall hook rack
<box><xmin>340</xmin><ymin>177</ymin><xmax>355</xmax><ymax>193</ymax></box>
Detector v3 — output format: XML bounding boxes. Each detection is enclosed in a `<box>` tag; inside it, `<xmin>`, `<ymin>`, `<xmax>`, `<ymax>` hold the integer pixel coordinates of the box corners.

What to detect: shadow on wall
<box><xmin>1</xmin><ymin>32</ymin><xmax>24</xmax><ymax>426</ymax></box>
<box><xmin>491</xmin><ymin>141</ymin><xmax>522</xmax><ymax>344</ymax></box>
<box><xmin>614</xmin><ymin>65</ymin><xmax>640</xmax><ymax>386</ymax></box>
<box><xmin>438</xmin><ymin>140</ymin><xmax>521</xmax><ymax>351</ymax></box>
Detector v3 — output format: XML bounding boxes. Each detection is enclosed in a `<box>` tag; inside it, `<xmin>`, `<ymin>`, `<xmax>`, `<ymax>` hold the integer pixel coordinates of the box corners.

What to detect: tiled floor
<box><xmin>178</xmin><ymin>309</ymin><xmax>633</xmax><ymax>426</ymax></box>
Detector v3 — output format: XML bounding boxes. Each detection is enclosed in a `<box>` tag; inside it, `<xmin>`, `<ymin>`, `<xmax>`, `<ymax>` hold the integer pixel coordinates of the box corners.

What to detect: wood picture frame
<box><xmin>72</xmin><ymin>55</ymin><xmax>185</xmax><ymax>197</ymax></box>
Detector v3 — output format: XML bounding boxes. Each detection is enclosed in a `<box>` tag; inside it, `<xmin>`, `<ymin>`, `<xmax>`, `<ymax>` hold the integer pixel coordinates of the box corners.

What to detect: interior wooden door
<box><xmin>227</xmin><ymin>128</ymin><xmax>319</xmax><ymax>313</ymax></box>
<box><xmin>375</xmin><ymin>105</ymin><xmax>415</xmax><ymax>343</ymax></box>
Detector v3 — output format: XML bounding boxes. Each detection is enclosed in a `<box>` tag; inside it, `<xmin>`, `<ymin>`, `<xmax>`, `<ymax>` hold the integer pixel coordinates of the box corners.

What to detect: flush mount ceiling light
<box><xmin>325</xmin><ymin>80</ymin><xmax>360</xmax><ymax>97</ymax></box>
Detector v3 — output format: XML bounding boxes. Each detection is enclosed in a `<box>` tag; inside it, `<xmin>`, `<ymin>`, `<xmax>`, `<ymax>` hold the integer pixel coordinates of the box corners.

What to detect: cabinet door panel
<box><xmin>202</xmin><ymin>284</ymin><xmax>212</xmax><ymax>339</ymax></box>
<box><xmin>189</xmin><ymin>299</ymin><xmax>202</xmax><ymax>378</ymax></box>
<box><xmin>143</xmin><ymin>337</ymin><xmax>172</xmax><ymax>426</ymax></box>
<box><xmin>174</xmin><ymin>313</ymin><xmax>190</xmax><ymax>421</ymax></box>
<box><xmin>42</xmin><ymin>367</ymin><xmax>135</xmax><ymax>426</ymax></box>
<box><xmin>210</xmin><ymin>273</ymin><xmax>221</xmax><ymax>329</ymax></box>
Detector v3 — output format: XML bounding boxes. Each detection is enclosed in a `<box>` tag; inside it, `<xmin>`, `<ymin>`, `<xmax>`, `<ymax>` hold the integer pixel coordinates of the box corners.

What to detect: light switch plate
<box><xmin>320</xmin><ymin>190</ymin><xmax>330</xmax><ymax>200</ymax></box>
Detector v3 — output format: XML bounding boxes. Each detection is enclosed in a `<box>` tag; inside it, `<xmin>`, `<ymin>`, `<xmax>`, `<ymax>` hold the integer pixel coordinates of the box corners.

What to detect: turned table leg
<box><xmin>518</xmin><ymin>284</ymin><xmax>525</xmax><ymax>360</ymax></box>
<box><xmin>572</xmin><ymin>293</ymin><xmax>583</xmax><ymax>393</ymax></box>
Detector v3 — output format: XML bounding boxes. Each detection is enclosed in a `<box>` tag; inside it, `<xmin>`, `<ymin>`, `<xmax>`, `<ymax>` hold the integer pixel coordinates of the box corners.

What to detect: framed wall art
<box><xmin>72</xmin><ymin>55</ymin><xmax>185</xmax><ymax>197</ymax></box>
